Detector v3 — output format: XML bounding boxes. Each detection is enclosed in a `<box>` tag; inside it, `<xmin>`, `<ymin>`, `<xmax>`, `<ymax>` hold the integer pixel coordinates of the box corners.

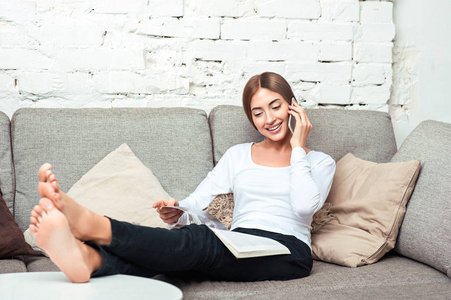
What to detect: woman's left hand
<box><xmin>288</xmin><ymin>100</ymin><xmax>312</xmax><ymax>153</ymax></box>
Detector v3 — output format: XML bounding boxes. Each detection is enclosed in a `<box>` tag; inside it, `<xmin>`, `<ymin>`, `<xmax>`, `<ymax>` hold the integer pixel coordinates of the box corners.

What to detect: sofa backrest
<box><xmin>209</xmin><ymin>105</ymin><xmax>397</xmax><ymax>164</ymax></box>
<box><xmin>11</xmin><ymin>108</ymin><xmax>213</xmax><ymax>231</ymax></box>
<box><xmin>391</xmin><ymin>120</ymin><xmax>451</xmax><ymax>278</ymax></box>
<box><xmin>0</xmin><ymin>111</ymin><xmax>14</xmax><ymax>214</ymax></box>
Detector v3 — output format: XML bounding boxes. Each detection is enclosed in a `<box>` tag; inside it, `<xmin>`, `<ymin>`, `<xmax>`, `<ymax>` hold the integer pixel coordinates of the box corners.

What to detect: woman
<box><xmin>30</xmin><ymin>72</ymin><xmax>336</xmax><ymax>283</ymax></box>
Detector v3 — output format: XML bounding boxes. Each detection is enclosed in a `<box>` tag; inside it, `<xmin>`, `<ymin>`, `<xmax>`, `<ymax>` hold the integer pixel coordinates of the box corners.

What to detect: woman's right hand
<box><xmin>153</xmin><ymin>198</ymin><xmax>183</xmax><ymax>224</ymax></box>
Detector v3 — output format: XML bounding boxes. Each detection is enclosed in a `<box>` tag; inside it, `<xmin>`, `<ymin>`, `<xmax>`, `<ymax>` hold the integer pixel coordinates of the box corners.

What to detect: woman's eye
<box><xmin>272</xmin><ymin>105</ymin><xmax>280</xmax><ymax>110</ymax></box>
<box><xmin>254</xmin><ymin>112</ymin><xmax>262</xmax><ymax>117</ymax></box>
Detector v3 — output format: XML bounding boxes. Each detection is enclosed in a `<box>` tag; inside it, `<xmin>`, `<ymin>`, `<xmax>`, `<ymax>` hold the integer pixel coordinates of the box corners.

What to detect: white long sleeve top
<box><xmin>177</xmin><ymin>143</ymin><xmax>336</xmax><ymax>249</ymax></box>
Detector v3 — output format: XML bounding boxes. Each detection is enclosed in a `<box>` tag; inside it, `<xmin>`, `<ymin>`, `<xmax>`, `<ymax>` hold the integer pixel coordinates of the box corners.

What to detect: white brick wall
<box><xmin>0</xmin><ymin>0</ymin><xmax>395</xmax><ymax>117</ymax></box>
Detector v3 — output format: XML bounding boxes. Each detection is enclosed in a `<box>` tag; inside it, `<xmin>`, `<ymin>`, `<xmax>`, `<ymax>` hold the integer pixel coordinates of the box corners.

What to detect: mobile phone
<box><xmin>288</xmin><ymin>97</ymin><xmax>298</xmax><ymax>133</ymax></box>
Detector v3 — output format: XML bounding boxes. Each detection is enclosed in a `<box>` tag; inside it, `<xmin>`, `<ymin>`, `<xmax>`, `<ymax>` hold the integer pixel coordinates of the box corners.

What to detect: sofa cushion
<box><xmin>11</xmin><ymin>108</ymin><xmax>213</xmax><ymax>231</ymax></box>
<box><xmin>391</xmin><ymin>120</ymin><xmax>451</xmax><ymax>278</ymax></box>
<box><xmin>155</xmin><ymin>253</ymin><xmax>450</xmax><ymax>299</ymax></box>
<box><xmin>209</xmin><ymin>105</ymin><xmax>397</xmax><ymax>164</ymax></box>
<box><xmin>0</xmin><ymin>190</ymin><xmax>39</xmax><ymax>258</ymax></box>
<box><xmin>0</xmin><ymin>259</ymin><xmax>27</xmax><ymax>274</ymax></box>
<box><xmin>311</xmin><ymin>154</ymin><xmax>421</xmax><ymax>267</ymax></box>
<box><xmin>0</xmin><ymin>111</ymin><xmax>14</xmax><ymax>215</ymax></box>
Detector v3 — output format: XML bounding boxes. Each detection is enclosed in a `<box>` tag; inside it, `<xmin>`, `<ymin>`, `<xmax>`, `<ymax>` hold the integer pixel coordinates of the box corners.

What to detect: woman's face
<box><xmin>250</xmin><ymin>88</ymin><xmax>291</xmax><ymax>143</ymax></box>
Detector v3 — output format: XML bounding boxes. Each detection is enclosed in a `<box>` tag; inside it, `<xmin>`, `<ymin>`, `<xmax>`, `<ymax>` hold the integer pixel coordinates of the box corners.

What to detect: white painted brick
<box><xmin>352</xmin><ymin>85</ymin><xmax>391</xmax><ymax>105</ymax></box>
<box><xmin>0</xmin><ymin>1</ymin><xmax>36</xmax><ymax>23</ymax></box>
<box><xmin>316</xmin><ymin>84</ymin><xmax>352</xmax><ymax>104</ymax></box>
<box><xmin>145</xmin><ymin>46</ymin><xmax>184</xmax><ymax>69</ymax></box>
<box><xmin>319</xmin><ymin>41</ymin><xmax>353</xmax><ymax>61</ymax></box>
<box><xmin>185</xmin><ymin>18</ymin><xmax>221</xmax><ymax>39</ymax></box>
<box><xmin>352</xmin><ymin>63</ymin><xmax>389</xmax><ymax>85</ymax></box>
<box><xmin>32</xmin><ymin>20</ymin><xmax>104</xmax><ymax>48</ymax></box>
<box><xmin>54</xmin><ymin>49</ymin><xmax>145</xmax><ymax>71</ymax></box>
<box><xmin>112</xmin><ymin>98</ymin><xmax>149</xmax><ymax>108</ymax></box>
<box><xmin>221</xmin><ymin>19</ymin><xmax>286</xmax><ymax>40</ymax></box>
<box><xmin>256</xmin><ymin>0</ymin><xmax>321</xmax><ymax>19</ymax></box>
<box><xmin>287</xmin><ymin>62</ymin><xmax>352</xmax><ymax>84</ymax></box>
<box><xmin>94</xmin><ymin>71</ymin><xmax>189</xmax><ymax>95</ymax></box>
<box><xmin>355</xmin><ymin>23</ymin><xmax>395</xmax><ymax>42</ymax></box>
<box><xmin>250</xmin><ymin>40</ymin><xmax>318</xmax><ymax>61</ymax></box>
<box><xmin>185</xmin><ymin>0</ymin><xmax>253</xmax><ymax>18</ymax></box>
<box><xmin>354</xmin><ymin>42</ymin><xmax>393</xmax><ymax>63</ymax></box>
<box><xmin>0</xmin><ymin>49</ymin><xmax>52</xmax><ymax>69</ymax></box>
<box><xmin>320</xmin><ymin>0</ymin><xmax>359</xmax><ymax>22</ymax></box>
<box><xmin>62</xmin><ymin>72</ymin><xmax>95</xmax><ymax>94</ymax></box>
<box><xmin>0</xmin><ymin>74</ymin><xmax>14</xmax><ymax>92</ymax></box>
<box><xmin>92</xmin><ymin>0</ymin><xmax>147</xmax><ymax>14</ymax></box>
<box><xmin>138</xmin><ymin>18</ymin><xmax>220</xmax><ymax>39</ymax></box>
<box><xmin>360</xmin><ymin>1</ymin><xmax>393</xmax><ymax>23</ymax></box>
<box><xmin>94</xmin><ymin>72</ymin><xmax>145</xmax><ymax>94</ymax></box>
<box><xmin>17</xmin><ymin>72</ymin><xmax>56</xmax><ymax>94</ymax></box>
<box><xmin>0</xmin><ymin>24</ymin><xmax>38</xmax><ymax>47</ymax></box>
<box><xmin>0</xmin><ymin>94</ymin><xmax>22</xmax><ymax>118</ymax></box>
<box><xmin>149</xmin><ymin>0</ymin><xmax>184</xmax><ymax>17</ymax></box>
<box><xmin>189</xmin><ymin>40</ymin><xmax>248</xmax><ymax>62</ymax></box>
<box><xmin>242</xmin><ymin>62</ymin><xmax>286</xmax><ymax>77</ymax></box>
<box><xmin>288</xmin><ymin>21</ymin><xmax>354</xmax><ymax>41</ymax></box>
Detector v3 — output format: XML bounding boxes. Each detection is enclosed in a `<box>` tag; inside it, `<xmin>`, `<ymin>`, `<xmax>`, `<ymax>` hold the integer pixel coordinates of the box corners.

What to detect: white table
<box><xmin>0</xmin><ymin>272</ymin><xmax>183</xmax><ymax>300</ymax></box>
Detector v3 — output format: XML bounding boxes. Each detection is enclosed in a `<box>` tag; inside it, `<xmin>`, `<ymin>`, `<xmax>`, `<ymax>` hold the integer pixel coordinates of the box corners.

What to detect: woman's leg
<box><xmin>96</xmin><ymin>221</ymin><xmax>312</xmax><ymax>282</ymax></box>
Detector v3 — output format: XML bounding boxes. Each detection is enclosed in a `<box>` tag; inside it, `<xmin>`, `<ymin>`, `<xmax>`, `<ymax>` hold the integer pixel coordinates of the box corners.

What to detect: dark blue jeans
<box><xmin>89</xmin><ymin>219</ymin><xmax>312</xmax><ymax>282</ymax></box>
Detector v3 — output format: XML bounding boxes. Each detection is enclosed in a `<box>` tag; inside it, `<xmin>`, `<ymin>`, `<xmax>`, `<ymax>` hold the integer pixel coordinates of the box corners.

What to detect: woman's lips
<box><xmin>266</xmin><ymin>122</ymin><xmax>282</xmax><ymax>133</ymax></box>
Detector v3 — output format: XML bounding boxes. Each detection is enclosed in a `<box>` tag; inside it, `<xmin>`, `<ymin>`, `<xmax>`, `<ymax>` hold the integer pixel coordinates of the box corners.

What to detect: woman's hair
<box><xmin>242</xmin><ymin>72</ymin><xmax>296</xmax><ymax>129</ymax></box>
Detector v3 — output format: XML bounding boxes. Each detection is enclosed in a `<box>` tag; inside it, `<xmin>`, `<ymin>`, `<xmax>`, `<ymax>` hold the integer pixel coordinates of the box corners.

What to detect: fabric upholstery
<box><xmin>155</xmin><ymin>253</ymin><xmax>450</xmax><ymax>299</ymax></box>
<box><xmin>0</xmin><ymin>259</ymin><xmax>27</xmax><ymax>274</ymax></box>
<box><xmin>11</xmin><ymin>107</ymin><xmax>213</xmax><ymax>231</ymax></box>
<box><xmin>22</xmin><ymin>256</ymin><xmax>59</xmax><ymax>272</ymax></box>
<box><xmin>209</xmin><ymin>105</ymin><xmax>397</xmax><ymax>164</ymax></box>
<box><xmin>391</xmin><ymin>120</ymin><xmax>451</xmax><ymax>278</ymax></box>
<box><xmin>0</xmin><ymin>111</ymin><xmax>14</xmax><ymax>215</ymax></box>
<box><xmin>311</xmin><ymin>154</ymin><xmax>420</xmax><ymax>267</ymax></box>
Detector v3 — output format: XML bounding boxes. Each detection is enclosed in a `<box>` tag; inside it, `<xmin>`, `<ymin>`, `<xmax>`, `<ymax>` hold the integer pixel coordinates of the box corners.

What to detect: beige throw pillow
<box><xmin>67</xmin><ymin>143</ymin><xmax>170</xmax><ymax>228</ymax></box>
<box><xmin>311</xmin><ymin>153</ymin><xmax>421</xmax><ymax>267</ymax></box>
<box><xmin>25</xmin><ymin>143</ymin><xmax>170</xmax><ymax>254</ymax></box>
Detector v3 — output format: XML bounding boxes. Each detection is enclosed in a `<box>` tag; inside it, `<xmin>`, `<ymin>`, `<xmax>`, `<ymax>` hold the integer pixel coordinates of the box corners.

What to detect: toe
<box><xmin>50</xmin><ymin>176</ymin><xmax>60</xmax><ymax>193</ymax></box>
<box><xmin>39</xmin><ymin>198</ymin><xmax>55</xmax><ymax>211</ymax></box>
<box><xmin>30</xmin><ymin>224</ymin><xmax>38</xmax><ymax>234</ymax></box>
<box><xmin>38</xmin><ymin>163</ymin><xmax>52</xmax><ymax>182</ymax></box>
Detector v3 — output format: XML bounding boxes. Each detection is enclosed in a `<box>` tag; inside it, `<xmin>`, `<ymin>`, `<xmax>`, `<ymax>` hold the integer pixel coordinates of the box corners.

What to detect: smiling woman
<box><xmin>29</xmin><ymin>72</ymin><xmax>336</xmax><ymax>284</ymax></box>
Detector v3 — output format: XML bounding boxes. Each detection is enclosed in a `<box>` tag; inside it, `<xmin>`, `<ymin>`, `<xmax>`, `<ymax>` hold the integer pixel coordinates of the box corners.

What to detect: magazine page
<box><xmin>209</xmin><ymin>228</ymin><xmax>291</xmax><ymax>259</ymax></box>
<box><xmin>163</xmin><ymin>206</ymin><xmax>227</xmax><ymax>230</ymax></box>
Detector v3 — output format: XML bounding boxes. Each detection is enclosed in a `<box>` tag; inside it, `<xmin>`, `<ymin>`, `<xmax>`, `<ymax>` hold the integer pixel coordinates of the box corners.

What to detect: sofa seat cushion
<box><xmin>0</xmin><ymin>259</ymin><xmax>27</xmax><ymax>274</ymax></box>
<box><xmin>391</xmin><ymin>120</ymin><xmax>451</xmax><ymax>278</ymax></box>
<box><xmin>155</xmin><ymin>253</ymin><xmax>450</xmax><ymax>300</ymax></box>
<box><xmin>22</xmin><ymin>256</ymin><xmax>59</xmax><ymax>272</ymax></box>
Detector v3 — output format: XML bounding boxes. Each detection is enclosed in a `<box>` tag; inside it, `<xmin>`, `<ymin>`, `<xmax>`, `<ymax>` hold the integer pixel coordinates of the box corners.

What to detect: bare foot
<box><xmin>29</xmin><ymin>198</ymin><xmax>102</xmax><ymax>283</ymax></box>
<box><xmin>37</xmin><ymin>164</ymin><xmax>112</xmax><ymax>245</ymax></box>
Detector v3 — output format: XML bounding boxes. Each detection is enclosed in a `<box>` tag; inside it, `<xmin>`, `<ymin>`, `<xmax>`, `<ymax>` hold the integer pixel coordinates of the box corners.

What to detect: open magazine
<box><xmin>164</xmin><ymin>206</ymin><xmax>291</xmax><ymax>259</ymax></box>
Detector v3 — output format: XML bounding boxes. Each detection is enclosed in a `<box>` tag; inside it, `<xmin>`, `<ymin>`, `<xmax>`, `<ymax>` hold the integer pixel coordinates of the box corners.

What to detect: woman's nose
<box><xmin>265</xmin><ymin>112</ymin><xmax>276</xmax><ymax>124</ymax></box>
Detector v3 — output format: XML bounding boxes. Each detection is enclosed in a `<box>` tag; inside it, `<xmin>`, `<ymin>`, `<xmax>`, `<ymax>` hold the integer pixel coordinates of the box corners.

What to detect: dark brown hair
<box><xmin>242</xmin><ymin>72</ymin><xmax>296</xmax><ymax>129</ymax></box>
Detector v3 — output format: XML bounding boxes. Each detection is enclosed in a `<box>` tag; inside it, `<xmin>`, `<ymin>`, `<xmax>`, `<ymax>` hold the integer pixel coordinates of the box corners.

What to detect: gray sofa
<box><xmin>1</xmin><ymin>105</ymin><xmax>450</xmax><ymax>299</ymax></box>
